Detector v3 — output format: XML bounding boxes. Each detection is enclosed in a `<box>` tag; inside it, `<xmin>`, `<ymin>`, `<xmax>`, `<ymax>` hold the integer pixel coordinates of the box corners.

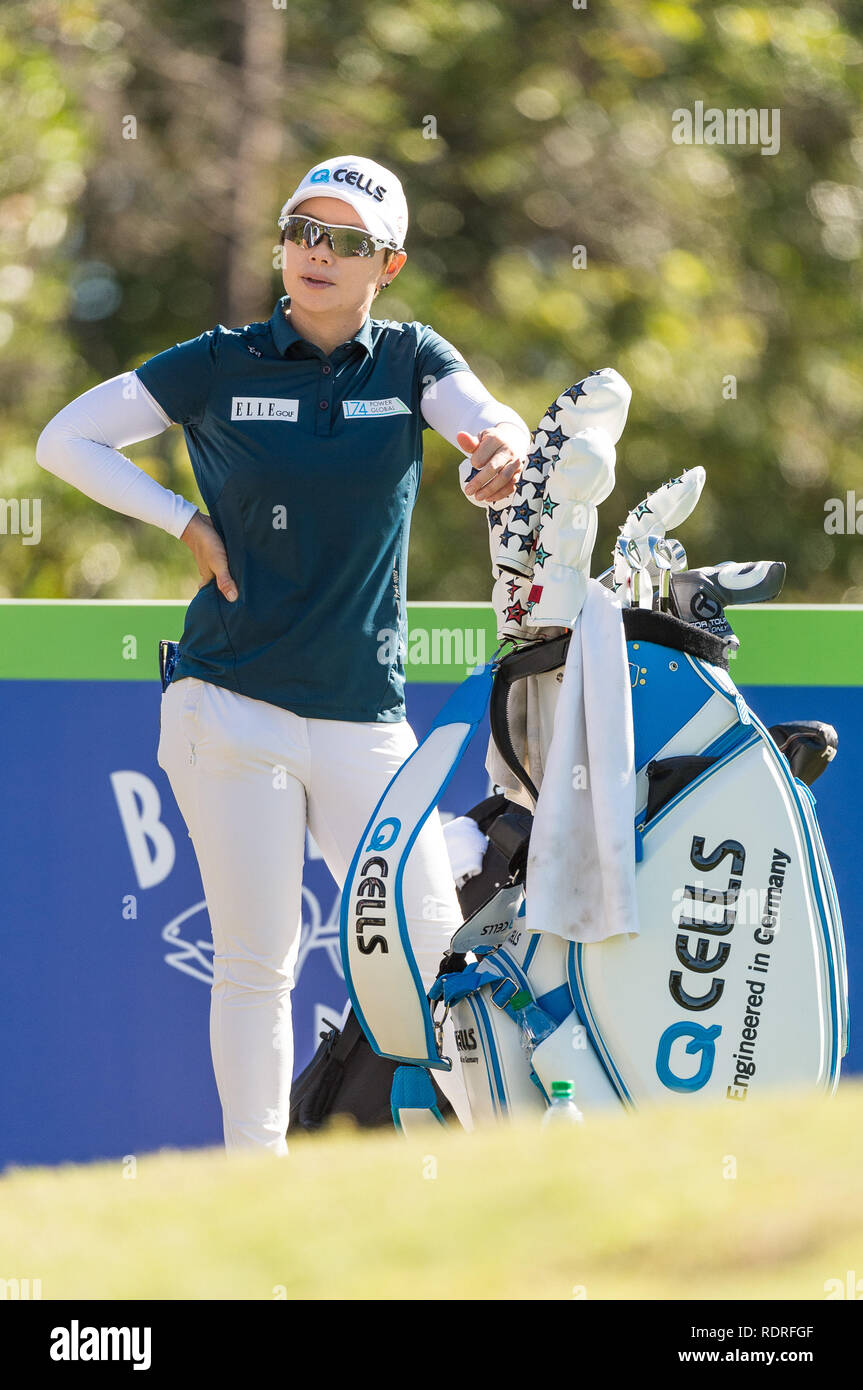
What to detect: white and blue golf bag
<box><xmin>338</xmin><ymin>371</ymin><xmax>849</xmax><ymax>1129</ymax></box>
<box><xmin>437</xmin><ymin>609</ymin><xmax>848</xmax><ymax>1123</ymax></box>
<box><xmin>339</xmin><ymin>598</ymin><xmax>848</xmax><ymax>1127</ymax></box>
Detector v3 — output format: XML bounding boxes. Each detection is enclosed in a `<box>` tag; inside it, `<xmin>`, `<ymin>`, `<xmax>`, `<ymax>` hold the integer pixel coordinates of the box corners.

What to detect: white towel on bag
<box><xmin>525</xmin><ymin>578</ymin><xmax>640</xmax><ymax>943</ymax></box>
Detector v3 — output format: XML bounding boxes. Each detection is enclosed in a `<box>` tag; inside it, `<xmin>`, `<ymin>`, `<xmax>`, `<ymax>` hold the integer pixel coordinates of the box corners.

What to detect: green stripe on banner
<box><xmin>0</xmin><ymin>600</ymin><xmax>861</xmax><ymax>686</ymax></box>
<box><xmin>726</xmin><ymin>605</ymin><xmax>863</xmax><ymax>687</ymax></box>
<box><xmin>0</xmin><ymin>601</ymin><xmax>498</xmax><ymax>684</ymax></box>
<box><xmin>0</xmin><ymin>601</ymin><xmax>188</xmax><ymax>682</ymax></box>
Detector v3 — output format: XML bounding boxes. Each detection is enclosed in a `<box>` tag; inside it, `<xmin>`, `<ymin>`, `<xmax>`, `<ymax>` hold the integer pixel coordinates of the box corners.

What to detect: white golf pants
<box><xmin>157</xmin><ymin>675</ymin><xmax>469</xmax><ymax>1154</ymax></box>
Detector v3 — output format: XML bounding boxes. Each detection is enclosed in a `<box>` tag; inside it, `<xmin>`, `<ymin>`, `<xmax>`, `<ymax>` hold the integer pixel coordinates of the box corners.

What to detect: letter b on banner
<box><xmin>110</xmin><ymin>772</ymin><xmax>176</xmax><ymax>888</ymax></box>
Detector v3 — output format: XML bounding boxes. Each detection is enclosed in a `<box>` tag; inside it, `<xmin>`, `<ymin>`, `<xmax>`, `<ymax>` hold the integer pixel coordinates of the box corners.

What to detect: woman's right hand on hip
<box><xmin>180</xmin><ymin>511</ymin><xmax>238</xmax><ymax>601</ymax></box>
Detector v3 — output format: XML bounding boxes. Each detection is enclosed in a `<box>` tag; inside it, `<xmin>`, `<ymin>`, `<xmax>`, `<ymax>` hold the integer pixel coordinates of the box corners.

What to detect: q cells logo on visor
<box><xmin>309</xmin><ymin>166</ymin><xmax>387</xmax><ymax>203</ymax></box>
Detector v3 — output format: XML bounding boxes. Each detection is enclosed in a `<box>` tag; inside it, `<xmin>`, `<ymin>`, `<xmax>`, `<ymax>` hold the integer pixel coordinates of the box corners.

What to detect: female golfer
<box><xmin>36</xmin><ymin>154</ymin><xmax>531</xmax><ymax>1155</ymax></box>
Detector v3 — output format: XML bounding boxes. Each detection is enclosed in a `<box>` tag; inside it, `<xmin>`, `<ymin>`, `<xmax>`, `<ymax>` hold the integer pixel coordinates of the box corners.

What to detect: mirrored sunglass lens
<box><xmin>346</xmin><ymin>233</ymin><xmax>374</xmax><ymax>256</ymax></box>
<box><xmin>282</xmin><ymin>217</ymin><xmax>379</xmax><ymax>257</ymax></box>
<box><xmin>282</xmin><ymin>218</ymin><xmax>309</xmax><ymax>245</ymax></box>
<box><xmin>304</xmin><ymin>220</ymin><xmax>332</xmax><ymax>247</ymax></box>
<box><xmin>315</xmin><ymin>224</ymin><xmax>371</xmax><ymax>256</ymax></box>
<box><xmin>282</xmin><ymin>218</ymin><xmax>323</xmax><ymax>246</ymax></box>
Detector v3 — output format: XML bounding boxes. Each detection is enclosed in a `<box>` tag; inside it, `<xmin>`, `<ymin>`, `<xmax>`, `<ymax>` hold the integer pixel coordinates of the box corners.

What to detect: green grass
<box><xmin>2</xmin><ymin>1085</ymin><xmax>862</xmax><ymax>1300</ymax></box>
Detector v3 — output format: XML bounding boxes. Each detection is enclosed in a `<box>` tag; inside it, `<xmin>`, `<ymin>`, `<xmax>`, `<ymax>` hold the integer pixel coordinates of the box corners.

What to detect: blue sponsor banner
<box><xmin>0</xmin><ymin>679</ymin><xmax>492</xmax><ymax>1167</ymax></box>
<box><xmin>0</xmin><ymin>676</ymin><xmax>858</xmax><ymax>1167</ymax></box>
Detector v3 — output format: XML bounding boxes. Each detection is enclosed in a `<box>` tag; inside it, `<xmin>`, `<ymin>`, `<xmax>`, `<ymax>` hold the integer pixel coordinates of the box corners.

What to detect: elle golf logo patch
<box><xmin>343</xmin><ymin>397</ymin><xmax>410</xmax><ymax>418</ymax></box>
<box><xmin>231</xmin><ymin>397</ymin><xmax>299</xmax><ymax>421</ymax></box>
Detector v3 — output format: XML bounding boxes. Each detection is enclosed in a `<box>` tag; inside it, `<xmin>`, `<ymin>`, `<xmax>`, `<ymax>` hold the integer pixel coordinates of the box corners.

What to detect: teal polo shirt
<box><xmin>135</xmin><ymin>295</ymin><xmax>469</xmax><ymax>721</ymax></box>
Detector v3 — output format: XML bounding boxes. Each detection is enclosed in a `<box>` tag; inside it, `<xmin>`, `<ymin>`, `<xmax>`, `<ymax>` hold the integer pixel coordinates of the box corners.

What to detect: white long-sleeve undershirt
<box><xmin>35</xmin><ymin>373</ymin><xmax>195</xmax><ymax>539</ymax></box>
<box><xmin>34</xmin><ymin>369</ymin><xmax>530</xmax><ymax>539</ymax></box>
<box><xmin>419</xmin><ymin>369</ymin><xmax>530</xmax><ymax>454</ymax></box>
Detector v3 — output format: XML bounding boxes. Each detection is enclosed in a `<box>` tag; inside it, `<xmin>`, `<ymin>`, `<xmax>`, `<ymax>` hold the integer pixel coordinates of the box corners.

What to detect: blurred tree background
<box><xmin>1</xmin><ymin>0</ymin><xmax>862</xmax><ymax>603</ymax></box>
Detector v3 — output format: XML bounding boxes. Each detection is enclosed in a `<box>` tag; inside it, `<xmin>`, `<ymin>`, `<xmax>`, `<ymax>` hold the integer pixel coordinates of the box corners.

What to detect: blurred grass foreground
<box><xmin>2</xmin><ymin>1083</ymin><xmax>861</xmax><ymax>1300</ymax></box>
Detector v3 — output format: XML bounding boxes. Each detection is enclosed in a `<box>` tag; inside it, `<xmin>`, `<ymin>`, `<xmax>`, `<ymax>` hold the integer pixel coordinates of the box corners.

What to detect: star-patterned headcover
<box><xmin>460</xmin><ymin>368</ymin><xmax>632</xmax><ymax>639</ymax></box>
<box><xmin>609</xmin><ymin>466</ymin><xmax>706</xmax><ymax>594</ymax></box>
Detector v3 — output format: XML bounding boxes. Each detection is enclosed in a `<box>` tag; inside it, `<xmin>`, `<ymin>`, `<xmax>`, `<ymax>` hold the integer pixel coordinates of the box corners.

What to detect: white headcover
<box><xmin>459</xmin><ymin>368</ymin><xmax>632</xmax><ymax>642</ymax></box>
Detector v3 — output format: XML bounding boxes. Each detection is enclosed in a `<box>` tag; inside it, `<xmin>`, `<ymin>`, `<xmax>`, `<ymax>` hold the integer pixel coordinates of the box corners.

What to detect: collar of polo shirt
<box><xmin>269</xmin><ymin>295</ymin><xmax>375</xmax><ymax>359</ymax></box>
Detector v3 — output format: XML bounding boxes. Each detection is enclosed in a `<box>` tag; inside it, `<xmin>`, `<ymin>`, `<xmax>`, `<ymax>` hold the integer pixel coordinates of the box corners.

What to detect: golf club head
<box><xmin>671</xmin><ymin>560</ymin><xmax>785</xmax><ymax>626</ymax></box>
<box><xmin>670</xmin><ymin>571</ymin><xmax>736</xmax><ymax>640</ymax></box>
<box><xmin>705</xmin><ymin>560</ymin><xmax>786</xmax><ymax>606</ymax></box>
<box><xmin>648</xmin><ymin>536</ymin><xmax>674</xmax><ymax>571</ymax></box>
<box><xmin>615</xmin><ymin>537</ymin><xmax>647</xmax><ymax>605</ymax></box>
<box><xmin>669</xmin><ymin>560</ymin><xmax>784</xmax><ymax>649</ymax></box>
<box><xmin>661</xmin><ymin>537</ymin><xmax>688</xmax><ymax>572</ymax></box>
<box><xmin>621</xmin><ymin>536</ymin><xmax>646</xmax><ymax>570</ymax></box>
<box><xmin>647</xmin><ymin>537</ymin><xmax>674</xmax><ymax>610</ymax></box>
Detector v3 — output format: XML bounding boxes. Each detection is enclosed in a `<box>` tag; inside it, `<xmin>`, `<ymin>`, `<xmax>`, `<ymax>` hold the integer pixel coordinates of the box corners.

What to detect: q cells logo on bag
<box><xmin>654</xmin><ymin>833</ymin><xmax>746</xmax><ymax>1094</ymax></box>
<box><xmin>352</xmin><ymin>817</ymin><xmax>402</xmax><ymax>958</ymax></box>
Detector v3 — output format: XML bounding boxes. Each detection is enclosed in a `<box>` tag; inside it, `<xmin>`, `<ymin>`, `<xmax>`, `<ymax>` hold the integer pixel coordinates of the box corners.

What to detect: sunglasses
<box><xmin>278</xmin><ymin>214</ymin><xmax>398</xmax><ymax>259</ymax></box>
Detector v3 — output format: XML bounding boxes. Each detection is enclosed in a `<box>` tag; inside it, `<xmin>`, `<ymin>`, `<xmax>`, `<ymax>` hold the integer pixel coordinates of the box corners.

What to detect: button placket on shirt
<box><xmin>316</xmin><ymin>356</ymin><xmax>334</xmax><ymax>433</ymax></box>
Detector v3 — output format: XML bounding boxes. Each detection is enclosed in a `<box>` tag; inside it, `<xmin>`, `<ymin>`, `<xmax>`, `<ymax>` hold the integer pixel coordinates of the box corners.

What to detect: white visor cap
<box><xmin>278</xmin><ymin>155</ymin><xmax>408</xmax><ymax>249</ymax></box>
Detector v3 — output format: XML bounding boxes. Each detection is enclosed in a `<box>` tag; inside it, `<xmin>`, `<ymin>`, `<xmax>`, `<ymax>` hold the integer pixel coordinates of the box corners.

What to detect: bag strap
<box><xmin>489</xmin><ymin>634</ymin><xmax>571</xmax><ymax>801</ymax></box>
<box><xmin>340</xmin><ymin>661</ymin><xmax>498</xmax><ymax>1067</ymax></box>
<box><xmin>487</xmin><ymin>610</ymin><xmax>730</xmax><ymax>802</ymax></box>
<box><xmin>390</xmin><ymin>1066</ymin><xmax>448</xmax><ymax>1131</ymax></box>
<box><xmin>429</xmin><ymin>959</ymin><xmax>525</xmax><ymax>1016</ymax></box>
<box><xmin>330</xmin><ymin>1009</ymin><xmax>372</xmax><ymax>1066</ymax></box>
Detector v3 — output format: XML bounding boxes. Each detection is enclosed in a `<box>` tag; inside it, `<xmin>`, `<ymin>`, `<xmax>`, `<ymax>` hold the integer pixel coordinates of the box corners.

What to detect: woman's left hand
<box><xmin>457</xmin><ymin>423</ymin><xmax>530</xmax><ymax>505</ymax></box>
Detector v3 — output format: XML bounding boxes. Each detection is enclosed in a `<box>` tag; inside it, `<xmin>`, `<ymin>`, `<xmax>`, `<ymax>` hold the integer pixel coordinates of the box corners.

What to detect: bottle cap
<box><xmin>551</xmin><ymin>1080</ymin><xmax>576</xmax><ymax>1098</ymax></box>
<box><xmin>508</xmin><ymin>988</ymin><xmax>532</xmax><ymax>1012</ymax></box>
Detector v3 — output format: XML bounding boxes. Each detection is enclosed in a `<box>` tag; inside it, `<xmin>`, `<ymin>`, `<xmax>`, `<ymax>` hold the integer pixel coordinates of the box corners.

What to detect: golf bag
<box><xmin>331</xmin><ymin>365</ymin><xmax>849</xmax><ymax>1128</ymax></box>
<box><xmin>436</xmin><ymin>607</ymin><xmax>848</xmax><ymax>1120</ymax></box>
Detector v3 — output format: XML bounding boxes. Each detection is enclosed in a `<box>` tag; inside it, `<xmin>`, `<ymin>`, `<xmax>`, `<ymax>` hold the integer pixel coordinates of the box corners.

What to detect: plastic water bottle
<box><xmin>541</xmin><ymin>1080</ymin><xmax>584</xmax><ymax>1129</ymax></box>
<box><xmin>509</xmin><ymin>988</ymin><xmax>558</xmax><ymax>1058</ymax></box>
